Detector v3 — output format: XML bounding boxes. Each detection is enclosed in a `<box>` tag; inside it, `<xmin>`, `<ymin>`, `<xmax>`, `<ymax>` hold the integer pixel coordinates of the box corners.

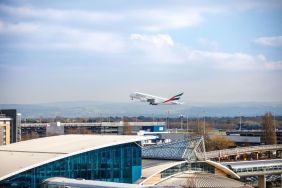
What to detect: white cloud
<box><xmin>0</xmin><ymin>4</ymin><xmax>123</xmax><ymax>23</ymax></box>
<box><xmin>0</xmin><ymin>21</ymin><xmax>41</xmax><ymax>33</ymax></box>
<box><xmin>188</xmin><ymin>51</ymin><xmax>261</xmax><ymax>70</ymax></box>
<box><xmin>264</xmin><ymin>60</ymin><xmax>282</xmax><ymax>70</ymax></box>
<box><xmin>0</xmin><ymin>1</ymin><xmax>281</xmax><ymax>33</ymax></box>
<box><xmin>129</xmin><ymin>33</ymin><xmax>282</xmax><ymax>70</ymax></box>
<box><xmin>130</xmin><ymin>33</ymin><xmax>174</xmax><ymax>47</ymax></box>
<box><xmin>198</xmin><ymin>38</ymin><xmax>219</xmax><ymax>50</ymax></box>
<box><xmin>1</xmin><ymin>19</ymin><xmax>281</xmax><ymax>70</ymax></box>
<box><xmin>255</xmin><ymin>36</ymin><xmax>282</xmax><ymax>47</ymax></box>
<box><xmin>0</xmin><ymin>4</ymin><xmax>218</xmax><ymax>32</ymax></box>
<box><xmin>129</xmin><ymin>33</ymin><xmax>187</xmax><ymax>63</ymax></box>
<box><xmin>189</xmin><ymin>51</ymin><xmax>282</xmax><ymax>71</ymax></box>
<box><xmin>52</xmin><ymin>28</ymin><xmax>125</xmax><ymax>53</ymax></box>
<box><xmin>130</xmin><ymin>9</ymin><xmax>204</xmax><ymax>31</ymax></box>
<box><xmin>0</xmin><ymin>21</ymin><xmax>125</xmax><ymax>53</ymax></box>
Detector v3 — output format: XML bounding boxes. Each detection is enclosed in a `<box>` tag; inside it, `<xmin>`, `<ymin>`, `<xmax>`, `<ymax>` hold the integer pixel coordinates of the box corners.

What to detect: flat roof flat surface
<box><xmin>157</xmin><ymin>172</ymin><xmax>251</xmax><ymax>188</ymax></box>
<box><xmin>44</xmin><ymin>177</ymin><xmax>146</xmax><ymax>188</ymax></box>
<box><xmin>0</xmin><ymin>117</ymin><xmax>12</xmax><ymax>121</ymax></box>
<box><xmin>0</xmin><ymin>134</ymin><xmax>152</xmax><ymax>181</ymax></box>
<box><xmin>141</xmin><ymin>159</ymin><xmax>182</xmax><ymax>178</ymax></box>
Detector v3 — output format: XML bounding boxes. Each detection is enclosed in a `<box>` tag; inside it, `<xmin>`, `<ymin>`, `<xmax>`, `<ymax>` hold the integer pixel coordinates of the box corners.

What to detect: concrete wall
<box><xmin>46</xmin><ymin>123</ymin><xmax>64</xmax><ymax>136</ymax></box>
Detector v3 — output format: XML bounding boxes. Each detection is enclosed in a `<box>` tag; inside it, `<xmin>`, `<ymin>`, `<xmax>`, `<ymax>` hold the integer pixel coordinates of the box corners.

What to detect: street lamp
<box><xmin>203</xmin><ymin>110</ymin><xmax>206</xmax><ymax>136</ymax></box>
<box><xmin>186</xmin><ymin>114</ymin><xmax>189</xmax><ymax>132</ymax></box>
<box><xmin>179</xmin><ymin>114</ymin><xmax>183</xmax><ymax>130</ymax></box>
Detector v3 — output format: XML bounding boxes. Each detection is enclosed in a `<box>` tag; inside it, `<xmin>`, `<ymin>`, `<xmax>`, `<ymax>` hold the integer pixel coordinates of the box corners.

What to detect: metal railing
<box><xmin>206</xmin><ymin>144</ymin><xmax>282</xmax><ymax>159</ymax></box>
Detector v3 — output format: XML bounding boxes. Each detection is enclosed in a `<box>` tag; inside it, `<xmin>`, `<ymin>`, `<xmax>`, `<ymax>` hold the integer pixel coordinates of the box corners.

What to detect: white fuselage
<box><xmin>130</xmin><ymin>92</ymin><xmax>183</xmax><ymax>105</ymax></box>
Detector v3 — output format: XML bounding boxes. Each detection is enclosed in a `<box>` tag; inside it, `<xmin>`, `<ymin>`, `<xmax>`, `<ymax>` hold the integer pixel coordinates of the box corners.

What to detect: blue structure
<box><xmin>0</xmin><ymin>135</ymin><xmax>150</xmax><ymax>188</ymax></box>
<box><xmin>141</xmin><ymin>125</ymin><xmax>165</xmax><ymax>132</ymax></box>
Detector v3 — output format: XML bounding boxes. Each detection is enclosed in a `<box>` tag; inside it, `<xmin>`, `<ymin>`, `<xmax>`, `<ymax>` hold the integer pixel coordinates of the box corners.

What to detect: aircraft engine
<box><xmin>147</xmin><ymin>98</ymin><xmax>156</xmax><ymax>104</ymax></box>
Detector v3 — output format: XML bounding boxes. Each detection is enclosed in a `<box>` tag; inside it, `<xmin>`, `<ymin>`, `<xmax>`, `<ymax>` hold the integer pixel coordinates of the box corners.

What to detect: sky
<box><xmin>0</xmin><ymin>0</ymin><xmax>282</xmax><ymax>104</ymax></box>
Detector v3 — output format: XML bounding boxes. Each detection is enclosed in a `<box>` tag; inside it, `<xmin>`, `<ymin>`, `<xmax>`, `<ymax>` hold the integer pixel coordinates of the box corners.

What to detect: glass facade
<box><xmin>161</xmin><ymin>162</ymin><xmax>215</xmax><ymax>179</ymax></box>
<box><xmin>0</xmin><ymin>143</ymin><xmax>141</xmax><ymax>188</ymax></box>
<box><xmin>233</xmin><ymin>164</ymin><xmax>282</xmax><ymax>173</ymax></box>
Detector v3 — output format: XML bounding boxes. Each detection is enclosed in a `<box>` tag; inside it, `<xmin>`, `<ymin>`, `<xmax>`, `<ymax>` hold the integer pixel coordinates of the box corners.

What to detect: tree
<box><xmin>65</xmin><ymin>127</ymin><xmax>79</xmax><ymax>134</ymax></box>
<box><xmin>205</xmin><ymin>136</ymin><xmax>235</xmax><ymax>151</ymax></box>
<box><xmin>262</xmin><ymin>112</ymin><xmax>277</xmax><ymax>145</ymax></box>
<box><xmin>30</xmin><ymin>131</ymin><xmax>40</xmax><ymax>140</ymax></box>
<box><xmin>79</xmin><ymin>127</ymin><xmax>93</xmax><ymax>134</ymax></box>
<box><xmin>122</xmin><ymin>118</ymin><xmax>132</xmax><ymax>135</ymax></box>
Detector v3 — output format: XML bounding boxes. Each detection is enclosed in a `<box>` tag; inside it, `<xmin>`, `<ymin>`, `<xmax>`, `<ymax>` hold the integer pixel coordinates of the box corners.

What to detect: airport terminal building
<box><xmin>0</xmin><ymin>135</ymin><xmax>153</xmax><ymax>188</ymax></box>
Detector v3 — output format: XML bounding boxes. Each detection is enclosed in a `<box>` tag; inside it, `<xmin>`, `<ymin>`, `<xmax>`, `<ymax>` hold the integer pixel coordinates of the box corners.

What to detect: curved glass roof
<box><xmin>0</xmin><ymin>135</ymin><xmax>153</xmax><ymax>181</ymax></box>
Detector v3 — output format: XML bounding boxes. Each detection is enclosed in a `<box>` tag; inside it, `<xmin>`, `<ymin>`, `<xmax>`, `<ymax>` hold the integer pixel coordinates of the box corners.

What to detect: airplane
<box><xmin>130</xmin><ymin>92</ymin><xmax>184</xmax><ymax>105</ymax></box>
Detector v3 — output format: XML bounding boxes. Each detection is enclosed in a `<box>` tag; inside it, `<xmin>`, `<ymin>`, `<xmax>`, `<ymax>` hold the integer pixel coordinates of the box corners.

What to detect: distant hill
<box><xmin>0</xmin><ymin>101</ymin><xmax>282</xmax><ymax>118</ymax></box>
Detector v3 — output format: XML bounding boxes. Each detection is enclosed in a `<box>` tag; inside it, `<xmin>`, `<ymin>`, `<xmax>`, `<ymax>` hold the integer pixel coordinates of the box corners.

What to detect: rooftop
<box><xmin>43</xmin><ymin>177</ymin><xmax>149</xmax><ymax>188</ymax></box>
<box><xmin>21</xmin><ymin>121</ymin><xmax>166</xmax><ymax>127</ymax></box>
<box><xmin>142</xmin><ymin>159</ymin><xmax>182</xmax><ymax>179</ymax></box>
<box><xmin>0</xmin><ymin>134</ymin><xmax>153</xmax><ymax>181</ymax></box>
<box><xmin>156</xmin><ymin>172</ymin><xmax>251</xmax><ymax>188</ymax></box>
<box><xmin>0</xmin><ymin>117</ymin><xmax>12</xmax><ymax>121</ymax></box>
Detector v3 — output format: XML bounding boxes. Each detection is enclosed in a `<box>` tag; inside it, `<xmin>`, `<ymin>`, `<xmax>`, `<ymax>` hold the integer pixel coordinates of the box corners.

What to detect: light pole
<box><xmin>186</xmin><ymin>114</ymin><xmax>189</xmax><ymax>132</ymax></box>
<box><xmin>273</xmin><ymin>111</ymin><xmax>276</xmax><ymax>131</ymax></box>
<box><xmin>239</xmin><ymin>112</ymin><xmax>242</xmax><ymax>130</ymax></box>
<box><xmin>166</xmin><ymin>110</ymin><xmax>169</xmax><ymax>131</ymax></box>
<box><xmin>180</xmin><ymin>114</ymin><xmax>183</xmax><ymax>130</ymax></box>
<box><xmin>203</xmin><ymin>110</ymin><xmax>206</xmax><ymax>136</ymax></box>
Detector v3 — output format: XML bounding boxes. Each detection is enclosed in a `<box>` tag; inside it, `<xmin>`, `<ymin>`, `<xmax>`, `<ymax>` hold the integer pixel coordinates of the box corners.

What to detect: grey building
<box><xmin>0</xmin><ymin>109</ymin><xmax>21</xmax><ymax>143</ymax></box>
<box><xmin>226</xmin><ymin>130</ymin><xmax>282</xmax><ymax>145</ymax></box>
